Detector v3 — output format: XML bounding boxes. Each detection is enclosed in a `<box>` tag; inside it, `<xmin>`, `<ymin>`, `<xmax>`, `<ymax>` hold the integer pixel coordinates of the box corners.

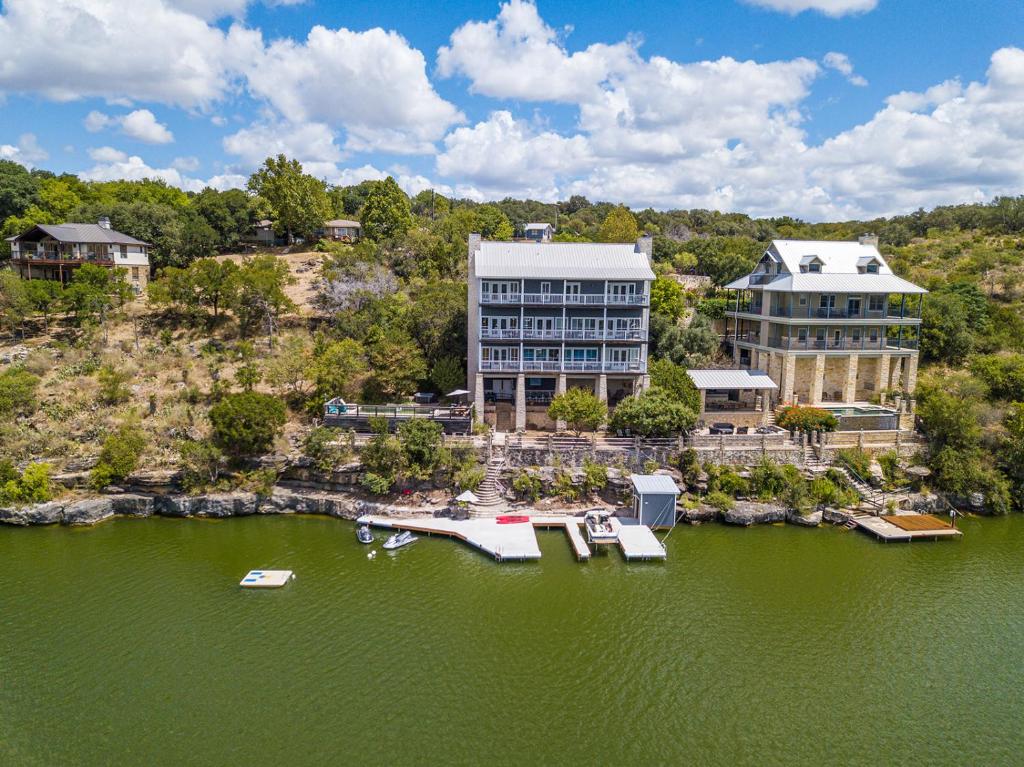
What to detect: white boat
<box><xmin>584</xmin><ymin>512</ymin><xmax>618</xmax><ymax>543</ymax></box>
<box><xmin>382</xmin><ymin>530</ymin><xmax>418</xmax><ymax>550</ymax></box>
<box><xmin>356</xmin><ymin>525</ymin><xmax>374</xmax><ymax>544</ymax></box>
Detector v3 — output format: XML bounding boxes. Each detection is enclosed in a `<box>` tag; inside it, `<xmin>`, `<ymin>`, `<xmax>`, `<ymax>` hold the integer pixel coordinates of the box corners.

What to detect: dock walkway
<box><xmin>530</xmin><ymin>517</ymin><xmax>592</xmax><ymax>561</ymax></box>
<box><xmin>359</xmin><ymin>515</ymin><xmax>542</xmax><ymax>561</ymax></box>
<box><xmin>617</xmin><ymin>524</ymin><xmax>668</xmax><ymax>560</ymax></box>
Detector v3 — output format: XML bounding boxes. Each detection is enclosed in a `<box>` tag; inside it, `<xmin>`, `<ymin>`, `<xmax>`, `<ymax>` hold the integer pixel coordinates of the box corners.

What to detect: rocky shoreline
<box><xmin>0</xmin><ymin>485</ymin><xmax>857</xmax><ymax>530</ymax></box>
<box><xmin>0</xmin><ymin>487</ymin><xmax>435</xmax><ymax>528</ymax></box>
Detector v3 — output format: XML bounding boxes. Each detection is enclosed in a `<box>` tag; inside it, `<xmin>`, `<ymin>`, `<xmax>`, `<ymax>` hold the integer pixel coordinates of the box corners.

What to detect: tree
<box><xmin>22</xmin><ymin>279</ymin><xmax>61</xmax><ymax>330</ymax></box>
<box><xmin>650</xmin><ymin>276</ymin><xmax>685</xmax><ymax>322</ymax></box>
<box><xmin>651</xmin><ymin>312</ymin><xmax>719</xmax><ymax>367</ymax></box>
<box><xmin>360</xmin><ymin>177</ymin><xmax>412</xmax><ymax>241</ymax></box>
<box><xmin>609</xmin><ymin>389</ymin><xmax>696</xmax><ymax>437</ymax></box>
<box><xmin>62</xmin><ymin>263</ymin><xmax>132</xmax><ymax>329</ymax></box>
<box><xmin>362</xmin><ymin>329</ymin><xmax>427</xmax><ymax>403</ymax></box>
<box><xmin>648</xmin><ymin>358</ymin><xmax>701</xmax><ymax>412</ymax></box>
<box><xmin>0</xmin><ymin>272</ymin><xmax>31</xmax><ymax>336</ymax></box>
<box><xmin>921</xmin><ymin>291</ymin><xmax>974</xmax><ymax>364</ymax></box>
<box><xmin>233</xmin><ymin>255</ymin><xmax>296</xmax><ymax>344</ymax></box>
<box><xmin>548</xmin><ymin>387</ymin><xmax>607</xmax><ymax>436</ymax></box>
<box><xmin>597</xmin><ymin>206</ymin><xmax>639</xmax><ymax>242</ymax></box>
<box><xmin>999</xmin><ymin>403</ymin><xmax>1024</xmax><ymax>509</ymax></box>
<box><xmin>208</xmin><ymin>391</ymin><xmax>287</xmax><ymax>458</ymax></box>
<box><xmin>190</xmin><ymin>258</ymin><xmax>239</xmax><ymax>321</ymax></box>
<box><xmin>97</xmin><ymin>365</ymin><xmax>131</xmax><ymax>405</ymax></box>
<box><xmin>430</xmin><ymin>356</ymin><xmax>464</xmax><ymax>395</ymax></box>
<box><xmin>396</xmin><ymin>419</ymin><xmax>444</xmax><ymax>476</ymax></box>
<box><xmin>0</xmin><ymin>462</ymin><xmax>54</xmax><ymax>505</ymax></box>
<box><xmin>265</xmin><ymin>335</ymin><xmax>313</xmax><ymax>402</ymax></box>
<box><xmin>178</xmin><ymin>440</ymin><xmax>226</xmax><ymax>492</ymax></box>
<box><xmin>0</xmin><ymin>159</ymin><xmax>40</xmax><ymax>222</ymax></box>
<box><xmin>308</xmin><ymin>338</ymin><xmax>368</xmax><ymax>403</ymax></box>
<box><xmin>473</xmin><ymin>204</ymin><xmax>514</xmax><ymax>240</ymax></box>
<box><xmin>247</xmin><ymin>154</ymin><xmax>331</xmax><ymax>242</ymax></box>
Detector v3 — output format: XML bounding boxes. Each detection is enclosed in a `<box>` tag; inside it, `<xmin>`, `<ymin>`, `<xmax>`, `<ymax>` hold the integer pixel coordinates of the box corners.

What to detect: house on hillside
<box><xmin>321</xmin><ymin>219</ymin><xmax>361</xmax><ymax>242</ymax></box>
<box><xmin>7</xmin><ymin>217</ymin><xmax>150</xmax><ymax>293</ymax></box>
<box><xmin>467</xmin><ymin>234</ymin><xmax>654</xmax><ymax>431</ymax></box>
<box><xmin>723</xmin><ymin>235</ymin><xmax>925</xmax><ymax>421</ymax></box>
<box><xmin>523</xmin><ymin>222</ymin><xmax>554</xmax><ymax>243</ymax></box>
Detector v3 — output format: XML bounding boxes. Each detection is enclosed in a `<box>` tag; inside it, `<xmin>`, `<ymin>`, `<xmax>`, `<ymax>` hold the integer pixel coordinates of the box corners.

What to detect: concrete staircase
<box><xmin>801</xmin><ymin>443</ymin><xmax>829</xmax><ymax>473</ymax></box>
<box><xmin>472</xmin><ymin>454</ymin><xmax>506</xmax><ymax>510</ymax></box>
<box><xmin>832</xmin><ymin>465</ymin><xmax>886</xmax><ymax>513</ymax></box>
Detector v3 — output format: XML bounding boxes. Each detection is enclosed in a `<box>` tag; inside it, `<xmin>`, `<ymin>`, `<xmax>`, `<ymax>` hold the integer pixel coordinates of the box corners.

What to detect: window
<box><xmin>608</xmin><ymin>283</ymin><xmax>636</xmax><ymax>301</ymax></box>
<box><xmin>868</xmin><ymin>295</ymin><xmax>884</xmax><ymax>312</ymax></box>
<box><xmin>798</xmin><ymin>296</ymin><xmax>807</xmax><ymax>306</ymax></box>
<box><xmin>131</xmin><ymin>267</ymin><xmax>140</xmax><ymax>280</ymax></box>
<box><xmin>607</xmin><ymin>347</ymin><xmax>640</xmax><ymax>363</ymax></box>
<box><xmin>540</xmin><ymin>282</ymin><xmax>551</xmax><ymax>294</ymax></box>
<box><xmin>847</xmin><ymin>297</ymin><xmax>861</xmax><ymax>316</ymax></box>
<box><xmin>564</xmin><ymin>282</ymin><xmax>581</xmax><ymax>296</ymax></box>
<box><xmin>120</xmin><ymin>245</ymin><xmax>128</xmax><ymax>258</ymax></box>
<box><xmin>808</xmin><ymin>262</ymin><xmax>821</xmax><ymax>273</ymax></box>
<box><xmin>798</xmin><ymin>328</ymin><xmax>808</xmax><ymax>342</ymax></box>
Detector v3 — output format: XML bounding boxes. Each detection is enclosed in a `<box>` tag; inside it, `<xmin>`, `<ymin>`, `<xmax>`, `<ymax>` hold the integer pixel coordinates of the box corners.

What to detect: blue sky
<box><xmin>1</xmin><ymin>0</ymin><xmax>1023</xmax><ymax>220</ymax></box>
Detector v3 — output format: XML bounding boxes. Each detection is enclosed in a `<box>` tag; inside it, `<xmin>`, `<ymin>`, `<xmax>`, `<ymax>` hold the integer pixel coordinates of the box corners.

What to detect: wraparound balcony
<box><xmin>765</xmin><ymin>336</ymin><xmax>919</xmax><ymax>351</ymax></box>
<box><xmin>479</xmin><ymin>292</ymin><xmax>649</xmax><ymax>306</ymax></box>
<box><xmin>479</xmin><ymin>327</ymin><xmax>646</xmax><ymax>341</ymax></box>
<box><xmin>479</xmin><ymin>360</ymin><xmax>645</xmax><ymax>373</ymax></box>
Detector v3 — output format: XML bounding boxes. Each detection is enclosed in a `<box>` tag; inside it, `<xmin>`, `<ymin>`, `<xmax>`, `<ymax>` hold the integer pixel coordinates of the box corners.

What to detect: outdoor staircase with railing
<box><xmin>472</xmin><ymin>453</ymin><xmax>506</xmax><ymax>509</ymax></box>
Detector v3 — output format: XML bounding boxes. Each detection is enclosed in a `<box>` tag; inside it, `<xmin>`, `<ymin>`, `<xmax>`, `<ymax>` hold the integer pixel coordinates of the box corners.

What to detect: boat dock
<box><xmin>358</xmin><ymin>514</ymin><xmax>668</xmax><ymax>563</ymax></box>
<box><xmin>853</xmin><ymin>513</ymin><xmax>963</xmax><ymax>542</ymax></box>
<box><xmin>239</xmin><ymin>570</ymin><xmax>294</xmax><ymax>588</ymax></box>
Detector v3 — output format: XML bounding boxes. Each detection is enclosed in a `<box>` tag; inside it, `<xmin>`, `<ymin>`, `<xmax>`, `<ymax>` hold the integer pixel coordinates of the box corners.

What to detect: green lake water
<box><xmin>2</xmin><ymin>514</ymin><xmax>1022</xmax><ymax>766</ymax></box>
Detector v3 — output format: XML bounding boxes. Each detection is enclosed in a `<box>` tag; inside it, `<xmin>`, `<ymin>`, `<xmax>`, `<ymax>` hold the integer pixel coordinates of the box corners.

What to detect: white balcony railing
<box><xmin>479</xmin><ymin>328</ymin><xmax>646</xmax><ymax>341</ymax></box>
<box><xmin>479</xmin><ymin>360</ymin><xmax>645</xmax><ymax>373</ymax></box>
<box><xmin>480</xmin><ymin>292</ymin><xmax>649</xmax><ymax>306</ymax></box>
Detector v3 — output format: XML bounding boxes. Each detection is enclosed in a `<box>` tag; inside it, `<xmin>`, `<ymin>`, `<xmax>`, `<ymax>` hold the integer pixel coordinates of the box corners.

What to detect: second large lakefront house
<box><xmin>724</xmin><ymin>236</ymin><xmax>926</xmax><ymax>406</ymax></box>
<box><xmin>468</xmin><ymin>234</ymin><xmax>655</xmax><ymax>431</ymax></box>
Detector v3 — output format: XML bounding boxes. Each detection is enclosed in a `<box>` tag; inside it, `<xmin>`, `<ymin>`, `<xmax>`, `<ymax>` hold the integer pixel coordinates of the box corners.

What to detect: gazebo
<box><xmin>686</xmin><ymin>369</ymin><xmax>778</xmax><ymax>427</ymax></box>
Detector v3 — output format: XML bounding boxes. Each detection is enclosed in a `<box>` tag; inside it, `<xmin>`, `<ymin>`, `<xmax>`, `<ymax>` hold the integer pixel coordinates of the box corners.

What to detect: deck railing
<box><xmin>480</xmin><ymin>292</ymin><xmax>649</xmax><ymax>306</ymax></box>
<box><xmin>480</xmin><ymin>328</ymin><xmax>646</xmax><ymax>341</ymax></box>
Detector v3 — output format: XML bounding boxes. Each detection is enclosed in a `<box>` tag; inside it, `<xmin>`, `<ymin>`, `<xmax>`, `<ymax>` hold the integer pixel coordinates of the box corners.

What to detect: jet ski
<box><xmin>356</xmin><ymin>525</ymin><xmax>374</xmax><ymax>544</ymax></box>
<box><xmin>382</xmin><ymin>530</ymin><xmax>418</xmax><ymax>550</ymax></box>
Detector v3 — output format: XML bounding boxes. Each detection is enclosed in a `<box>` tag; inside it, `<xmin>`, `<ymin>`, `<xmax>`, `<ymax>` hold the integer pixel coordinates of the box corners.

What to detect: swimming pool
<box><xmin>821</xmin><ymin>405</ymin><xmax>896</xmax><ymax>417</ymax></box>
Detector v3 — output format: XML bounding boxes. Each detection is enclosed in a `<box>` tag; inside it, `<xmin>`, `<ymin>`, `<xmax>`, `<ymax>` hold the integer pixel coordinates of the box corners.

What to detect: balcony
<box><xmin>479</xmin><ymin>327</ymin><xmax>647</xmax><ymax>341</ymax></box>
<box><xmin>765</xmin><ymin>337</ymin><xmax>920</xmax><ymax>351</ymax></box>
<box><xmin>478</xmin><ymin>360</ymin><xmax>645</xmax><ymax>373</ymax></box>
<box><xmin>480</xmin><ymin>292</ymin><xmax>649</xmax><ymax>306</ymax></box>
<box><xmin>752</xmin><ymin>306</ymin><xmax>920</xmax><ymax>322</ymax></box>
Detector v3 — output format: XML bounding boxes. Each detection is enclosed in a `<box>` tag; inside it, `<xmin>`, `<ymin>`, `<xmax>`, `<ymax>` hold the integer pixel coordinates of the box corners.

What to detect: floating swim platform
<box><xmin>239</xmin><ymin>570</ymin><xmax>294</xmax><ymax>588</ymax></box>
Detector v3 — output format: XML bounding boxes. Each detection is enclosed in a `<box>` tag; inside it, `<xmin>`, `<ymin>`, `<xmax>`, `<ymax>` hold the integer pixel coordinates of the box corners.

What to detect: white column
<box><xmin>555</xmin><ymin>374</ymin><xmax>567</xmax><ymax>431</ymax></box>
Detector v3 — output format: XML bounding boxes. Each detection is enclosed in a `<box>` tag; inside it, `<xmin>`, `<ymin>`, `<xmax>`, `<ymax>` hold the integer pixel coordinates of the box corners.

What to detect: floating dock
<box><xmin>359</xmin><ymin>516</ymin><xmax>542</xmax><ymax>561</ymax></box>
<box><xmin>239</xmin><ymin>570</ymin><xmax>294</xmax><ymax>588</ymax></box>
<box><xmin>853</xmin><ymin>513</ymin><xmax>963</xmax><ymax>542</ymax></box>
<box><xmin>616</xmin><ymin>523</ymin><xmax>668</xmax><ymax>560</ymax></box>
<box><xmin>530</xmin><ymin>517</ymin><xmax>592</xmax><ymax>561</ymax></box>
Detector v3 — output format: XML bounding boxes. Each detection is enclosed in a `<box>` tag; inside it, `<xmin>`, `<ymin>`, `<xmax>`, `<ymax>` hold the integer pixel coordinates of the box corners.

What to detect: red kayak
<box><xmin>496</xmin><ymin>515</ymin><xmax>531</xmax><ymax>524</ymax></box>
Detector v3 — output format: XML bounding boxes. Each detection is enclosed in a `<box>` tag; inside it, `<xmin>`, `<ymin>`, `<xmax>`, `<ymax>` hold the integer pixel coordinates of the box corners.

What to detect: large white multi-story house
<box><xmin>7</xmin><ymin>218</ymin><xmax>151</xmax><ymax>293</ymax></box>
<box><xmin>724</xmin><ymin>236</ymin><xmax>926</xmax><ymax>408</ymax></box>
<box><xmin>468</xmin><ymin>234</ymin><xmax>654</xmax><ymax>431</ymax></box>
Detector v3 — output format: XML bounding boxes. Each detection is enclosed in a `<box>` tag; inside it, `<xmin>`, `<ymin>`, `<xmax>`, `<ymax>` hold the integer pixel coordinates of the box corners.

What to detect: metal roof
<box><xmin>725</xmin><ymin>272</ymin><xmax>926</xmax><ymax>294</ymax></box>
<box><xmin>630</xmin><ymin>474</ymin><xmax>681</xmax><ymax>495</ymax></box>
<box><xmin>14</xmin><ymin>223</ymin><xmax>149</xmax><ymax>246</ymax></box>
<box><xmin>770</xmin><ymin>239</ymin><xmax>894</xmax><ymax>275</ymax></box>
<box><xmin>324</xmin><ymin>219</ymin><xmax>360</xmax><ymax>228</ymax></box>
<box><xmin>687</xmin><ymin>369</ymin><xmax>778</xmax><ymax>390</ymax></box>
<box><xmin>524</xmin><ymin>222</ymin><xmax>552</xmax><ymax>230</ymax></box>
<box><xmin>475</xmin><ymin>241</ymin><xmax>655</xmax><ymax>280</ymax></box>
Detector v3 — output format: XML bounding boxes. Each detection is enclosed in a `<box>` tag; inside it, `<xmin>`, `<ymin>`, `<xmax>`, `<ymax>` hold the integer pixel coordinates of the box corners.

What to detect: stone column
<box><xmin>810</xmin><ymin>354</ymin><xmax>825</xmax><ymax>404</ymax></box>
<box><xmin>890</xmin><ymin>357</ymin><xmax>904</xmax><ymax>391</ymax></box>
<box><xmin>597</xmin><ymin>374</ymin><xmax>608</xmax><ymax>403</ymax></box>
<box><xmin>843</xmin><ymin>355</ymin><xmax>859</xmax><ymax>403</ymax></box>
<box><xmin>474</xmin><ymin>373</ymin><xmax>485</xmax><ymax>424</ymax></box>
<box><xmin>515</xmin><ymin>373</ymin><xmax>526</xmax><ymax>432</ymax></box>
<box><xmin>699</xmin><ymin>388</ymin><xmax>707</xmax><ymax>421</ymax></box>
<box><xmin>875</xmin><ymin>354</ymin><xmax>890</xmax><ymax>396</ymax></box>
<box><xmin>905</xmin><ymin>354</ymin><xmax>919</xmax><ymax>395</ymax></box>
<box><xmin>781</xmin><ymin>354</ymin><xmax>796</xmax><ymax>404</ymax></box>
<box><xmin>555</xmin><ymin>374</ymin><xmax>567</xmax><ymax>431</ymax></box>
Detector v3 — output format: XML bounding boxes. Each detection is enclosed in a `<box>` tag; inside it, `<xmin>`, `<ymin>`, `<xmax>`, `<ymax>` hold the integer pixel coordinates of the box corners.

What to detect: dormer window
<box><xmin>799</xmin><ymin>255</ymin><xmax>823</xmax><ymax>273</ymax></box>
<box><xmin>807</xmin><ymin>262</ymin><xmax>821</xmax><ymax>273</ymax></box>
<box><xmin>866</xmin><ymin>262</ymin><xmax>879</xmax><ymax>274</ymax></box>
<box><xmin>857</xmin><ymin>256</ymin><xmax>881</xmax><ymax>274</ymax></box>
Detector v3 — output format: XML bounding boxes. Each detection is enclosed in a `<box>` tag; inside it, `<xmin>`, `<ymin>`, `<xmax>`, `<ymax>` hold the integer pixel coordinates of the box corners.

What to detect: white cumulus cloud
<box><xmin>0</xmin><ymin>133</ymin><xmax>49</xmax><ymax>167</ymax></box>
<box><xmin>823</xmin><ymin>52</ymin><xmax>868</xmax><ymax>86</ymax></box>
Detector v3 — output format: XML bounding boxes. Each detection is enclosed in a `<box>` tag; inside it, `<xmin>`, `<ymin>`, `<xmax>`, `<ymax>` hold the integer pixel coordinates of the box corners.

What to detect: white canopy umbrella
<box><xmin>446</xmin><ymin>389</ymin><xmax>471</xmax><ymax>398</ymax></box>
<box><xmin>455</xmin><ymin>490</ymin><xmax>479</xmax><ymax>504</ymax></box>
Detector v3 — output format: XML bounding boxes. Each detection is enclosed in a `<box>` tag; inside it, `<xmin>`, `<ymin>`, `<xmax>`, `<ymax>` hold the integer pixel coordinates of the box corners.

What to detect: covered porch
<box><xmin>686</xmin><ymin>369</ymin><xmax>779</xmax><ymax>430</ymax></box>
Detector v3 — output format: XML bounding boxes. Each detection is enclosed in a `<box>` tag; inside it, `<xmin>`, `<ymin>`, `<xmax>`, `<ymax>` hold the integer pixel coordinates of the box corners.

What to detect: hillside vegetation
<box><xmin>1</xmin><ymin>157</ymin><xmax>1023</xmax><ymax>511</ymax></box>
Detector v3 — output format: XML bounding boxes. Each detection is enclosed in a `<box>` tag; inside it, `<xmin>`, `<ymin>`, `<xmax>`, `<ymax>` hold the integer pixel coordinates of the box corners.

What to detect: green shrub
<box><xmin>208</xmin><ymin>391</ymin><xmax>287</xmax><ymax>458</ymax></box>
<box><xmin>512</xmin><ymin>470</ymin><xmax>542</xmax><ymax>502</ymax></box>
<box><xmin>582</xmin><ymin>458</ymin><xmax>608</xmax><ymax>494</ymax></box>
<box><xmin>361</xmin><ymin>471</ymin><xmax>394</xmax><ymax>495</ymax></box>
<box><xmin>707</xmin><ymin>464</ymin><xmax>749</xmax><ymax>497</ymax></box>
<box><xmin>234</xmin><ymin>468</ymin><xmax>277</xmax><ymax>495</ymax></box>
<box><xmin>548</xmin><ymin>388</ymin><xmax>607</xmax><ymax>435</ymax></box>
<box><xmin>91</xmin><ymin>418</ymin><xmax>146</xmax><ymax>490</ymax></box>
<box><xmin>397</xmin><ymin>419</ymin><xmax>444</xmax><ymax>475</ymax></box>
<box><xmin>609</xmin><ymin>389</ymin><xmax>696</xmax><ymax>437</ymax></box>
<box><xmin>454</xmin><ymin>464</ymin><xmax>485</xmax><ymax>492</ymax></box>
<box><xmin>178</xmin><ymin>440</ymin><xmax>226</xmax><ymax>493</ymax></box>
<box><xmin>677</xmin><ymin>448</ymin><xmax>701</xmax><ymax>485</ymax></box>
<box><xmin>643</xmin><ymin>458</ymin><xmax>660</xmax><ymax>474</ymax></box>
<box><xmin>877</xmin><ymin>450</ymin><xmax>905</xmax><ymax>487</ymax></box>
<box><xmin>750</xmin><ymin>458</ymin><xmax>793</xmax><ymax>501</ymax></box>
<box><xmin>704</xmin><ymin>491</ymin><xmax>734</xmax><ymax>512</ymax></box>
<box><xmin>96</xmin><ymin>365</ymin><xmax>131</xmax><ymax>406</ymax></box>
<box><xmin>303</xmin><ymin>426</ymin><xmax>350</xmax><ymax>473</ymax></box>
<box><xmin>835</xmin><ymin>447</ymin><xmax>872</xmax><ymax>479</ymax></box>
<box><xmin>553</xmin><ymin>471</ymin><xmax>579</xmax><ymax>501</ymax></box>
<box><xmin>0</xmin><ymin>462</ymin><xmax>55</xmax><ymax>505</ymax></box>
<box><xmin>776</xmin><ymin>405</ymin><xmax>839</xmax><ymax>433</ymax></box>
<box><xmin>0</xmin><ymin>367</ymin><xmax>40</xmax><ymax>418</ymax></box>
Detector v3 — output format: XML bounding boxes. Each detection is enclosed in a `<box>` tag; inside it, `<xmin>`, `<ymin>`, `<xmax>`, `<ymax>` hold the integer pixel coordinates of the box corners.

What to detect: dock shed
<box><xmin>630</xmin><ymin>474</ymin><xmax>681</xmax><ymax>529</ymax></box>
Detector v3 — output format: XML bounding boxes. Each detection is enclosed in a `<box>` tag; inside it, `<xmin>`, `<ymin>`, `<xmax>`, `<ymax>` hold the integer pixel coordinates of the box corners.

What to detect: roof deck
<box><xmin>322</xmin><ymin>400</ymin><xmax>474</xmax><ymax>434</ymax></box>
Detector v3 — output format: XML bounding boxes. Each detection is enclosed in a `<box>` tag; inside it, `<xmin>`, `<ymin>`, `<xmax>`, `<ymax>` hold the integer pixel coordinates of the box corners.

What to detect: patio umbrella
<box><xmin>446</xmin><ymin>389</ymin><xmax>471</xmax><ymax>398</ymax></box>
<box><xmin>455</xmin><ymin>490</ymin><xmax>479</xmax><ymax>504</ymax></box>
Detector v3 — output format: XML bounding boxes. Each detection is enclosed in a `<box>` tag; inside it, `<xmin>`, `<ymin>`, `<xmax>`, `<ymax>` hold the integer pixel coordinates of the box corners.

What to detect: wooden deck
<box><xmin>358</xmin><ymin>515</ymin><xmax>542</xmax><ymax>561</ymax></box>
<box><xmin>853</xmin><ymin>513</ymin><xmax>962</xmax><ymax>542</ymax></box>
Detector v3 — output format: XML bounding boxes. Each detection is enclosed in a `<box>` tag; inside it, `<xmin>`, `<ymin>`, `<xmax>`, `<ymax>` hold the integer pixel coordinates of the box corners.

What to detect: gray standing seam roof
<box><xmin>630</xmin><ymin>474</ymin><xmax>681</xmax><ymax>495</ymax></box>
<box><xmin>475</xmin><ymin>241</ymin><xmax>655</xmax><ymax>280</ymax></box>
<box><xmin>19</xmin><ymin>223</ymin><xmax>150</xmax><ymax>246</ymax></box>
<box><xmin>687</xmin><ymin>369</ymin><xmax>778</xmax><ymax>390</ymax></box>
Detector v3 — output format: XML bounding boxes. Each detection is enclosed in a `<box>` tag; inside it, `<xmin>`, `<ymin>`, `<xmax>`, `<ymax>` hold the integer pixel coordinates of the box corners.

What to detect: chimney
<box><xmin>858</xmin><ymin>233</ymin><xmax>879</xmax><ymax>248</ymax></box>
<box><xmin>636</xmin><ymin>234</ymin><xmax>654</xmax><ymax>264</ymax></box>
<box><xmin>98</xmin><ymin>216</ymin><xmax>112</xmax><ymax>230</ymax></box>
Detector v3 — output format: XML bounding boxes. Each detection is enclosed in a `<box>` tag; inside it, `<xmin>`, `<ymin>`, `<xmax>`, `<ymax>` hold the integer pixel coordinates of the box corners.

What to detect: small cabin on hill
<box><xmin>523</xmin><ymin>222</ymin><xmax>554</xmax><ymax>242</ymax></box>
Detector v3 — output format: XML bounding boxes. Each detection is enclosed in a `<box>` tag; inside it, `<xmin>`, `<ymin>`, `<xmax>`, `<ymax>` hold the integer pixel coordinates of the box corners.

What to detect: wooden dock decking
<box><xmin>853</xmin><ymin>513</ymin><xmax>963</xmax><ymax>542</ymax></box>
